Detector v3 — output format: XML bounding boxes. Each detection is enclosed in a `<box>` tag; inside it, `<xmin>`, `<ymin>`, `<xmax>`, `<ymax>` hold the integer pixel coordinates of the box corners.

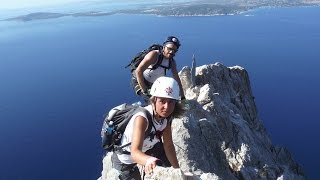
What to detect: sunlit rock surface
<box><xmin>99</xmin><ymin>63</ymin><xmax>305</xmax><ymax>180</ymax></box>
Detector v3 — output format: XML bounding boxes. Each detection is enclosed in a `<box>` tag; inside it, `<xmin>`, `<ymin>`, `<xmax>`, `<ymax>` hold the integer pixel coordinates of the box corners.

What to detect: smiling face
<box><xmin>154</xmin><ymin>97</ymin><xmax>176</xmax><ymax>119</ymax></box>
<box><xmin>163</xmin><ymin>43</ymin><xmax>178</xmax><ymax>59</ymax></box>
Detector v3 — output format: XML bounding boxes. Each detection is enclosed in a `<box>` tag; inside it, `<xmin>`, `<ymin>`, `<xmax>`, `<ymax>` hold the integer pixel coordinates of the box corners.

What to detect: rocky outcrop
<box><xmin>99</xmin><ymin>63</ymin><xmax>305</xmax><ymax>180</ymax></box>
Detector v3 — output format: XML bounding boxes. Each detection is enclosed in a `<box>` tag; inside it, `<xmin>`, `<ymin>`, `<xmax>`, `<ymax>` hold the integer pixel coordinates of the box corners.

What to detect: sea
<box><xmin>0</xmin><ymin>5</ymin><xmax>319</xmax><ymax>180</ymax></box>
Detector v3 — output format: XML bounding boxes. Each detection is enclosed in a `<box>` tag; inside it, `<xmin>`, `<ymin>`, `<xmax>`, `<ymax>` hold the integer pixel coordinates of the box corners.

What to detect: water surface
<box><xmin>0</xmin><ymin>6</ymin><xmax>319</xmax><ymax>179</ymax></box>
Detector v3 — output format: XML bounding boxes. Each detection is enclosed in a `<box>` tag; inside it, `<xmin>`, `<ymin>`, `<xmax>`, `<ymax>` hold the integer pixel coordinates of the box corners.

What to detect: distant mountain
<box><xmin>3</xmin><ymin>0</ymin><xmax>320</xmax><ymax>21</ymax></box>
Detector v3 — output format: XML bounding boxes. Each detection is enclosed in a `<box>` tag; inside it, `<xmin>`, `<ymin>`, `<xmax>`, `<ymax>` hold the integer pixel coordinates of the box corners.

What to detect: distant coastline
<box><xmin>3</xmin><ymin>11</ymin><xmax>117</xmax><ymax>22</ymax></box>
<box><xmin>2</xmin><ymin>2</ymin><xmax>320</xmax><ymax>22</ymax></box>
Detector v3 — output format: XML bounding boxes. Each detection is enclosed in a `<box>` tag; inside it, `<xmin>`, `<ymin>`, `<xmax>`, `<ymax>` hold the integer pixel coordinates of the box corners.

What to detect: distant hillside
<box><xmin>116</xmin><ymin>4</ymin><xmax>251</xmax><ymax>16</ymax></box>
<box><xmin>116</xmin><ymin>0</ymin><xmax>320</xmax><ymax>16</ymax></box>
<box><xmin>3</xmin><ymin>12</ymin><xmax>116</xmax><ymax>22</ymax></box>
<box><xmin>3</xmin><ymin>0</ymin><xmax>320</xmax><ymax>21</ymax></box>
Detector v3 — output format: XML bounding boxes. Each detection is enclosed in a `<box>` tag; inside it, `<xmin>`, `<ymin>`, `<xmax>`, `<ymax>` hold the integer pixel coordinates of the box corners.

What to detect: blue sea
<box><xmin>0</xmin><ymin>6</ymin><xmax>319</xmax><ymax>180</ymax></box>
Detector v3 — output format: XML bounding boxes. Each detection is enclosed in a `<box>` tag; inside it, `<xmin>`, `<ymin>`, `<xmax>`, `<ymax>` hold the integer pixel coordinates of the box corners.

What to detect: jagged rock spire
<box><xmin>99</xmin><ymin>63</ymin><xmax>305</xmax><ymax>180</ymax></box>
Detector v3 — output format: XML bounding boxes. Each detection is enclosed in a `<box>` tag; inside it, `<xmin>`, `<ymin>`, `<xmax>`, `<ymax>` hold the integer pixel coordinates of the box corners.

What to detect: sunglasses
<box><xmin>165</xmin><ymin>45</ymin><xmax>178</xmax><ymax>53</ymax></box>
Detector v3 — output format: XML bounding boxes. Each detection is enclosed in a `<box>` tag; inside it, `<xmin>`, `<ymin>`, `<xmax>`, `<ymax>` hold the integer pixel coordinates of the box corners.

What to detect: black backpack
<box><xmin>101</xmin><ymin>103</ymin><xmax>154</xmax><ymax>154</ymax></box>
<box><xmin>125</xmin><ymin>44</ymin><xmax>172</xmax><ymax>73</ymax></box>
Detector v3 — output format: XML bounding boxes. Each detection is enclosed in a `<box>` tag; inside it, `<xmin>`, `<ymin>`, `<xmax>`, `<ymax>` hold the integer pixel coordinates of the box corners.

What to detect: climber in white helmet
<box><xmin>111</xmin><ymin>76</ymin><xmax>186</xmax><ymax>179</ymax></box>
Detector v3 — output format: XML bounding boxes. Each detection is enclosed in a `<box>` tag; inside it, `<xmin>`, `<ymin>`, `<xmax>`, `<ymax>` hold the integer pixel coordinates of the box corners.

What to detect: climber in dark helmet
<box><xmin>131</xmin><ymin>36</ymin><xmax>185</xmax><ymax>101</ymax></box>
<box><xmin>111</xmin><ymin>76</ymin><xmax>186</xmax><ymax>180</ymax></box>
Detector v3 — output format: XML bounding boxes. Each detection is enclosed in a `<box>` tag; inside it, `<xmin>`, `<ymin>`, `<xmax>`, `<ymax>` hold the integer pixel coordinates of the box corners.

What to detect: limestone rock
<box><xmin>98</xmin><ymin>63</ymin><xmax>305</xmax><ymax>180</ymax></box>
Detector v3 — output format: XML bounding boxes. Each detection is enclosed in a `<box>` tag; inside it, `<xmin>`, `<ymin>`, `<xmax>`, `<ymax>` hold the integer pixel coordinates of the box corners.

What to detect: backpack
<box><xmin>101</xmin><ymin>103</ymin><xmax>154</xmax><ymax>154</ymax></box>
<box><xmin>125</xmin><ymin>44</ymin><xmax>172</xmax><ymax>73</ymax></box>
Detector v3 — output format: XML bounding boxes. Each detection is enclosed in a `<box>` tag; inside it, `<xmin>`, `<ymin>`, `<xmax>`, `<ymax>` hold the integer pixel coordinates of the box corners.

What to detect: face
<box><xmin>163</xmin><ymin>43</ymin><xmax>178</xmax><ymax>59</ymax></box>
<box><xmin>154</xmin><ymin>97</ymin><xmax>176</xmax><ymax>118</ymax></box>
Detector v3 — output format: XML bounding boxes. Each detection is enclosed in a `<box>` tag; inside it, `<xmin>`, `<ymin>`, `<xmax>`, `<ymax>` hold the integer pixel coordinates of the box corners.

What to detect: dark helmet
<box><xmin>163</xmin><ymin>36</ymin><xmax>181</xmax><ymax>49</ymax></box>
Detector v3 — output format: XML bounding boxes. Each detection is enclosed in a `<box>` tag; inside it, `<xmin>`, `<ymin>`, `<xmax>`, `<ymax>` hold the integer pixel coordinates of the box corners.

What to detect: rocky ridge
<box><xmin>99</xmin><ymin>63</ymin><xmax>305</xmax><ymax>180</ymax></box>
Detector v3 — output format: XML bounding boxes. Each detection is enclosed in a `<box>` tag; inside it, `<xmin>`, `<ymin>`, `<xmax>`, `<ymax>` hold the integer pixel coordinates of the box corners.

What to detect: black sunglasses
<box><xmin>165</xmin><ymin>45</ymin><xmax>178</xmax><ymax>53</ymax></box>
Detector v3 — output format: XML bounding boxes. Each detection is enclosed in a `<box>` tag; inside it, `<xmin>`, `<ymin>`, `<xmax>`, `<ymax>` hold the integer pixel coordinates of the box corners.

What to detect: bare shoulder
<box><xmin>133</xmin><ymin>115</ymin><xmax>148</xmax><ymax>131</ymax></box>
<box><xmin>143</xmin><ymin>50</ymin><xmax>159</xmax><ymax>64</ymax></box>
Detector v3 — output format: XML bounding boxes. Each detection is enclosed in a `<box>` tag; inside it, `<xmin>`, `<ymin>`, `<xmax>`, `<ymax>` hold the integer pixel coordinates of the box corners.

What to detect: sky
<box><xmin>0</xmin><ymin>0</ymin><xmax>86</xmax><ymax>17</ymax></box>
<box><xmin>0</xmin><ymin>0</ymin><xmax>191</xmax><ymax>10</ymax></box>
<box><xmin>0</xmin><ymin>0</ymin><xmax>76</xmax><ymax>9</ymax></box>
<box><xmin>0</xmin><ymin>0</ymin><xmax>127</xmax><ymax>16</ymax></box>
<box><xmin>0</xmin><ymin>0</ymin><xmax>150</xmax><ymax>10</ymax></box>
<box><xmin>0</xmin><ymin>0</ymin><xmax>179</xmax><ymax>17</ymax></box>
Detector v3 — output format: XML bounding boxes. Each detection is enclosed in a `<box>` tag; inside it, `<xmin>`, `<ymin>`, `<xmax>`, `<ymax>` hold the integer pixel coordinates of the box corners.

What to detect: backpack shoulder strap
<box><xmin>114</xmin><ymin>106</ymin><xmax>153</xmax><ymax>153</ymax></box>
<box><xmin>153</xmin><ymin>56</ymin><xmax>174</xmax><ymax>75</ymax></box>
<box><xmin>150</xmin><ymin>53</ymin><xmax>163</xmax><ymax>70</ymax></box>
<box><xmin>134</xmin><ymin>107</ymin><xmax>153</xmax><ymax>135</ymax></box>
<box><xmin>126</xmin><ymin>44</ymin><xmax>163</xmax><ymax>72</ymax></box>
<box><xmin>141</xmin><ymin>107</ymin><xmax>154</xmax><ymax>136</ymax></box>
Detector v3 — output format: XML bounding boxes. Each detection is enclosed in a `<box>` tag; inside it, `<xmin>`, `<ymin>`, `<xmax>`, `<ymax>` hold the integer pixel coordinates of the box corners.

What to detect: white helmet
<box><xmin>150</xmin><ymin>76</ymin><xmax>180</xmax><ymax>100</ymax></box>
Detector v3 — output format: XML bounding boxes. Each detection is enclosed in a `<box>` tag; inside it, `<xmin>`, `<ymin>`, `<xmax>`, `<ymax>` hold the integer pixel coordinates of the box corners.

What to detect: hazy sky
<box><xmin>0</xmin><ymin>0</ymin><xmax>86</xmax><ymax>9</ymax></box>
<box><xmin>0</xmin><ymin>0</ymin><xmax>191</xmax><ymax>10</ymax></box>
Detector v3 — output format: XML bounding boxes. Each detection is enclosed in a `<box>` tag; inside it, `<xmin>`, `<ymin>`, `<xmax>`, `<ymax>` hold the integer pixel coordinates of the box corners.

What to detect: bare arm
<box><xmin>162</xmin><ymin>123</ymin><xmax>179</xmax><ymax>168</ymax></box>
<box><xmin>130</xmin><ymin>115</ymin><xmax>158</xmax><ymax>174</ymax></box>
<box><xmin>135</xmin><ymin>50</ymin><xmax>159</xmax><ymax>93</ymax></box>
<box><xmin>130</xmin><ymin>115</ymin><xmax>152</xmax><ymax>164</ymax></box>
<box><xmin>171</xmin><ymin>60</ymin><xmax>185</xmax><ymax>99</ymax></box>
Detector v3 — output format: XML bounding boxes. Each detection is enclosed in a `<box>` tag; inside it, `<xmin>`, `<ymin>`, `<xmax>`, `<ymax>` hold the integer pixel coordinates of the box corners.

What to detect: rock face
<box><xmin>99</xmin><ymin>63</ymin><xmax>305</xmax><ymax>180</ymax></box>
